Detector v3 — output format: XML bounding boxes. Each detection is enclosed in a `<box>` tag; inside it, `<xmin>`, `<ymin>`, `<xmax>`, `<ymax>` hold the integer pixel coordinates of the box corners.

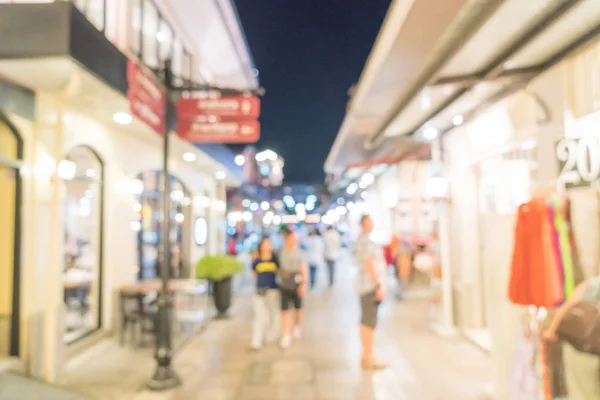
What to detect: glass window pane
<box><xmin>129</xmin><ymin>0</ymin><xmax>142</xmax><ymax>55</ymax></box>
<box><xmin>87</xmin><ymin>0</ymin><xmax>105</xmax><ymax>31</ymax></box>
<box><xmin>172</xmin><ymin>39</ymin><xmax>183</xmax><ymax>86</ymax></box>
<box><xmin>73</xmin><ymin>0</ymin><xmax>104</xmax><ymax>31</ymax></box>
<box><xmin>142</xmin><ymin>0</ymin><xmax>158</xmax><ymax>68</ymax></box>
<box><xmin>63</xmin><ymin>147</ymin><xmax>102</xmax><ymax>344</ymax></box>
<box><xmin>158</xmin><ymin>19</ymin><xmax>173</xmax><ymax>65</ymax></box>
<box><xmin>136</xmin><ymin>173</ymin><xmax>189</xmax><ymax>280</ymax></box>
<box><xmin>183</xmin><ymin>51</ymin><xmax>192</xmax><ymax>80</ymax></box>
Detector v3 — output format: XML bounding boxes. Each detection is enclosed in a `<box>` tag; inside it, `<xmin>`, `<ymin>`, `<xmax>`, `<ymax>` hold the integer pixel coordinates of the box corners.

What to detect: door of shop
<box><xmin>475</xmin><ymin>156</ymin><xmax>532</xmax><ymax>351</ymax></box>
<box><xmin>0</xmin><ymin>116</ymin><xmax>22</xmax><ymax>358</ymax></box>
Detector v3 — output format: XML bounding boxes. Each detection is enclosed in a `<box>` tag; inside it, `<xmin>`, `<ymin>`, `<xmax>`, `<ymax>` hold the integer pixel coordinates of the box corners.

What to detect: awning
<box><xmin>326</xmin><ymin>0</ymin><xmax>600</xmax><ymax>182</ymax></box>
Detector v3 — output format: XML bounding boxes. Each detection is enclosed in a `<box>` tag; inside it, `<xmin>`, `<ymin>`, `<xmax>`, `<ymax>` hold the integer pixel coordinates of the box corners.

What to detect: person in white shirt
<box><xmin>354</xmin><ymin>215</ymin><xmax>387</xmax><ymax>370</ymax></box>
<box><xmin>323</xmin><ymin>226</ymin><xmax>341</xmax><ymax>287</ymax></box>
<box><xmin>304</xmin><ymin>229</ymin><xmax>325</xmax><ymax>290</ymax></box>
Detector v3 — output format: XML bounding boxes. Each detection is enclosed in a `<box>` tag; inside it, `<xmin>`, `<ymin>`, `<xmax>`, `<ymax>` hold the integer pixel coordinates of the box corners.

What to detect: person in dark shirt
<box><xmin>251</xmin><ymin>237</ymin><xmax>280</xmax><ymax>350</ymax></box>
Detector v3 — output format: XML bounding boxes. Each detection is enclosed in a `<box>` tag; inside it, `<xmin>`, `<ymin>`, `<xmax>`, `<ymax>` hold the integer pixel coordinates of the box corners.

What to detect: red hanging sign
<box><xmin>127</xmin><ymin>61</ymin><xmax>166</xmax><ymax>135</ymax></box>
<box><xmin>177</xmin><ymin>119</ymin><xmax>260</xmax><ymax>143</ymax></box>
<box><xmin>177</xmin><ymin>96</ymin><xmax>260</xmax><ymax>119</ymax></box>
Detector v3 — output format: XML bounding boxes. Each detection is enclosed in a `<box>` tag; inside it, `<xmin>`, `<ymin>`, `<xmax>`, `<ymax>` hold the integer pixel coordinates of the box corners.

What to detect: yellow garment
<box><xmin>254</xmin><ymin>261</ymin><xmax>277</xmax><ymax>273</ymax></box>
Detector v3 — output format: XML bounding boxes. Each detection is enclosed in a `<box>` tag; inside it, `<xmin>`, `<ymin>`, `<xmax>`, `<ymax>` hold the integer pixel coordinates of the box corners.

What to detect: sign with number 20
<box><xmin>556</xmin><ymin>136</ymin><xmax>600</xmax><ymax>189</ymax></box>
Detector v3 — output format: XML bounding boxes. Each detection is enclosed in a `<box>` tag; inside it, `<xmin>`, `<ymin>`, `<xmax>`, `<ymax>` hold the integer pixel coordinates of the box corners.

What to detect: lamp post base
<box><xmin>147</xmin><ymin>366</ymin><xmax>181</xmax><ymax>391</ymax></box>
<box><xmin>147</xmin><ymin>291</ymin><xmax>180</xmax><ymax>391</ymax></box>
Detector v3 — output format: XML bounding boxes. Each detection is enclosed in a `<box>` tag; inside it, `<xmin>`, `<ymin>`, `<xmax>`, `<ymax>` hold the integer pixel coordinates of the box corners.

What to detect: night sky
<box><xmin>234</xmin><ymin>0</ymin><xmax>392</xmax><ymax>184</ymax></box>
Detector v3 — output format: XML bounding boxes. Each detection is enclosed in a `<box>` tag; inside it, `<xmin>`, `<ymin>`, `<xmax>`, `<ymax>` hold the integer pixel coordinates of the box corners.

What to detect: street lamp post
<box><xmin>148</xmin><ymin>59</ymin><xmax>180</xmax><ymax>390</ymax></box>
<box><xmin>147</xmin><ymin>59</ymin><xmax>265</xmax><ymax>390</ymax></box>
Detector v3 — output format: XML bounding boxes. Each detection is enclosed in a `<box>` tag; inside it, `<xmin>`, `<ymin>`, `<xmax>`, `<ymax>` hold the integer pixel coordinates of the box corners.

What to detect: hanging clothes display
<box><xmin>508</xmin><ymin>195</ymin><xmax>579</xmax><ymax>308</ymax></box>
<box><xmin>508</xmin><ymin>194</ymin><xmax>582</xmax><ymax>400</ymax></box>
<box><xmin>509</xmin><ymin>197</ymin><xmax>562</xmax><ymax>307</ymax></box>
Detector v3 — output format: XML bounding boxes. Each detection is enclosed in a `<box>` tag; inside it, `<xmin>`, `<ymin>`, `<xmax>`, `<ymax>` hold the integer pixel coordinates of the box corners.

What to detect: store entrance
<box><xmin>0</xmin><ymin>115</ymin><xmax>22</xmax><ymax>357</ymax></box>
<box><xmin>471</xmin><ymin>156</ymin><xmax>532</xmax><ymax>351</ymax></box>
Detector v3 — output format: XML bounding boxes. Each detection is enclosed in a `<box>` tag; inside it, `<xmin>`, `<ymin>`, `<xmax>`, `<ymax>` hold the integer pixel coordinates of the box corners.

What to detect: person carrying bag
<box><xmin>544</xmin><ymin>276</ymin><xmax>600</xmax><ymax>399</ymax></box>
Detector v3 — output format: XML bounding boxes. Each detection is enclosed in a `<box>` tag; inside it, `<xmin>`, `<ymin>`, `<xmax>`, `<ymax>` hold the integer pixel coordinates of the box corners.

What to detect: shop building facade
<box><xmin>325</xmin><ymin>1</ymin><xmax>600</xmax><ymax>398</ymax></box>
<box><xmin>443</xmin><ymin>38</ymin><xmax>600</xmax><ymax>398</ymax></box>
<box><xmin>0</xmin><ymin>0</ymin><xmax>256</xmax><ymax>382</ymax></box>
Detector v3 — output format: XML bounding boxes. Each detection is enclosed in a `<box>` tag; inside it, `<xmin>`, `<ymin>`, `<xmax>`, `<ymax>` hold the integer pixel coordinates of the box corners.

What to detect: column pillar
<box><xmin>40</xmin><ymin>95</ymin><xmax>66</xmax><ymax>382</ymax></box>
<box><xmin>431</xmin><ymin>138</ymin><xmax>456</xmax><ymax>336</ymax></box>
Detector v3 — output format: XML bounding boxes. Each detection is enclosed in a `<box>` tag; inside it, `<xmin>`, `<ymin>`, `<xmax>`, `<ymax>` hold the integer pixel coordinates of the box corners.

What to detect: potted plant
<box><xmin>195</xmin><ymin>255</ymin><xmax>244</xmax><ymax>318</ymax></box>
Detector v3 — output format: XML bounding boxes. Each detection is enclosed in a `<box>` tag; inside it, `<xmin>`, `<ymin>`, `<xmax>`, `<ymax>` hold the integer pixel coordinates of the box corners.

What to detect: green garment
<box><xmin>551</xmin><ymin>198</ymin><xmax>575</xmax><ymax>299</ymax></box>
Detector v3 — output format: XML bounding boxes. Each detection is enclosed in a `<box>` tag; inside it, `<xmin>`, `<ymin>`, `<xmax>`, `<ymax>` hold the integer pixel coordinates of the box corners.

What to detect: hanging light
<box><xmin>423</xmin><ymin>126</ymin><xmax>439</xmax><ymax>140</ymax></box>
<box><xmin>56</xmin><ymin>160</ymin><xmax>76</xmax><ymax>180</ymax></box>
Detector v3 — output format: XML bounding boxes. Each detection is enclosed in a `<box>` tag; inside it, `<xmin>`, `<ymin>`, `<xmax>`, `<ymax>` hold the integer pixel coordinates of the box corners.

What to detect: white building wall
<box><xmin>9</xmin><ymin>89</ymin><xmax>223</xmax><ymax>380</ymax></box>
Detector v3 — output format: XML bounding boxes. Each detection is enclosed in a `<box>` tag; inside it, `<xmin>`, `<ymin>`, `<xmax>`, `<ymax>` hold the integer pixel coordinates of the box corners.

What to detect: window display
<box><xmin>135</xmin><ymin>171</ymin><xmax>190</xmax><ymax>280</ymax></box>
<box><xmin>0</xmin><ymin>117</ymin><xmax>20</xmax><ymax>356</ymax></box>
<box><xmin>63</xmin><ymin>146</ymin><xmax>103</xmax><ymax>344</ymax></box>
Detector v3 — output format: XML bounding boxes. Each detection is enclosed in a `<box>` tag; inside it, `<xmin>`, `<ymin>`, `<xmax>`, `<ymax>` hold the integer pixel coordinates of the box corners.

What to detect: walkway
<box><xmin>108</xmin><ymin>268</ymin><xmax>493</xmax><ymax>400</ymax></box>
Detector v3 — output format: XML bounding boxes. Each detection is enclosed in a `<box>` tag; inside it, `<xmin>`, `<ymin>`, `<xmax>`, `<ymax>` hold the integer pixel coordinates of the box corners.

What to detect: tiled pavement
<box><xmin>61</xmin><ymin>267</ymin><xmax>492</xmax><ymax>400</ymax></box>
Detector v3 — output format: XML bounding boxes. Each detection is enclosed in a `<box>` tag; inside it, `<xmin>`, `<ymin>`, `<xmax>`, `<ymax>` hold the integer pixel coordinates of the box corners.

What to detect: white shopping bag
<box><xmin>506</xmin><ymin>332</ymin><xmax>538</xmax><ymax>400</ymax></box>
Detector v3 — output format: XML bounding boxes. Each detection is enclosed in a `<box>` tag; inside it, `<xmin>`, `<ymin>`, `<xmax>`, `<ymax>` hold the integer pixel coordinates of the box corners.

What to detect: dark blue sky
<box><xmin>234</xmin><ymin>0</ymin><xmax>392</xmax><ymax>183</ymax></box>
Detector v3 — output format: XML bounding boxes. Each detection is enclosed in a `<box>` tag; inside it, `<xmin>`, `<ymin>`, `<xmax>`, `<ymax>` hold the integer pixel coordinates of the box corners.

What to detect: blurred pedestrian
<box><xmin>278</xmin><ymin>227</ymin><xmax>308</xmax><ymax>349</ymax></box>
<box><xmin>251</xmin><ymin>237</ymin><xmax>280</xmax><ymax>351</ymax></box>
<box><xmin>355</xmin><ymin>215</ymin><xmax>387</xmax><ymax>370</ymax></box>
<box><xmin>544</xmin><ymin>276</ymin><xmax>600</xmax><ymax>399</ymax></box>
<box><xmin>394</xmin><ymin>236</ymin><xmax>413</xmax><ymax>300</ymax></box>
<box><xmin>324</xmin><ymin>226</ymin><xmax>341</xmax><ymax>287</ymax></box>
<box><xmin>227</xmin><ymin>233</ymin><xmax>238</xmax><ymax>256</ymax></box>
<box><xmin>305</xmin><ymin>228</ymin><xmax>325</xmax><ymax>290</ymax></box>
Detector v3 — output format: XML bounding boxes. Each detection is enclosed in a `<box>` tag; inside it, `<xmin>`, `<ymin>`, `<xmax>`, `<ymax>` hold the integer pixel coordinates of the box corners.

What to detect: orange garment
<box><xmin>508</xmin><ymin>198</ymin><xmax>564</xmax><ymax>308</ymax></box>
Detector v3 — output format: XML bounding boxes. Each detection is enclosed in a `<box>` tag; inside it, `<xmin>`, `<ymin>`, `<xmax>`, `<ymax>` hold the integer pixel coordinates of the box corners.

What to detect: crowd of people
<box><xmin>246</xmin><ymin>215</ymin><xmax>442</xmax><ymax>371</ymax></box>
<box><xmin>249</xmin><ymin>225</ymin><xmax>342</xmax><ymax>351</ymax></box>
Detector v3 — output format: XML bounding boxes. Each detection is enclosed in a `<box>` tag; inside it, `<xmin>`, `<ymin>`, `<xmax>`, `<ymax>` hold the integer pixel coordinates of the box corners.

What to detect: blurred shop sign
<box><xmin>126</xmin><ymin>61</ymin><xmax>166</xmax><ymax>135</ymax></box>
<box><xmin>556</xmin><ymin>136</ymin><xmax>600</xmax><ymax>189</ymax></box>
<box><xmin>177</xmin><ymin>96</ymin><xmax>260</xmax><ymax>119</ymax></box>
<box><xmin>177</xmin><ymin>119</ymin><xmax>260</xmax><ymax>143</ymax></box>
<box><xmin>176</xmin><ymin>95</ymin><xmax>260</xmax><ymax>143</ymax></box>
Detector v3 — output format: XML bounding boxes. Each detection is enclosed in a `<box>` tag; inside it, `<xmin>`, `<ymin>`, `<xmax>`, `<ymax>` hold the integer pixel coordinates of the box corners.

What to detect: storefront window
<box><xmin>0</xmin><ymin>117</ymin><xmax>20</xmax><ymax>357</ymax></box>
<box><xmin>142</xmin><ymin>0</ymin><xmax>158</xmax><ymax>68</ymax></box>
<box><xmin>63</xmin><ymin>146</ymin><xmax>103</xmax><ymax>344</ymax></box>
<box><xmin>73</xmin><ymin>0</ymin><xmax>106</xmax><ymax>32</ymax></box>
<box><xmin>135</xmin><ymin>171</ymin><xmax>190</xmax><ymax>280</ymax></box>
